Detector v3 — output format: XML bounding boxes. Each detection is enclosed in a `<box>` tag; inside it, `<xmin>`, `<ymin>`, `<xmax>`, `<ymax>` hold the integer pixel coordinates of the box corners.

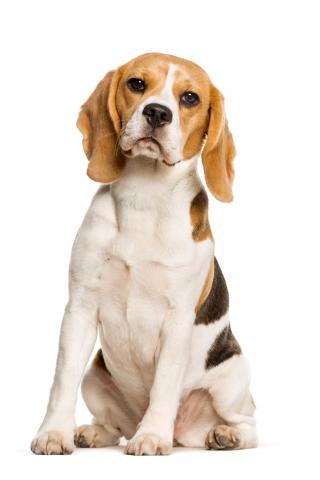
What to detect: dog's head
<box><xmin>77</xmin><ymin>53</ymin><xmax>235</xmax><ymax>202</ymax></box>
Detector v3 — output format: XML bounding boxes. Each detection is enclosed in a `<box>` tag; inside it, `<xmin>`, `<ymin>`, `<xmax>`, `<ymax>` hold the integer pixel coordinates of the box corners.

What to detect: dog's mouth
<box><xmin>139</xmin><ymin>136</ymin><xmax>161</xmax><ymax>146</ymax></box>
<box><xmin>121</xmin><ymin>136</ymin><xmax>163</xmax><ymax>159</ymax></box>
<box><xmin>122</xmin><ymin>137</ymin><xmax>181</xmax><ymax>167</ymax></box>
<box><xmin>137</xmin><ymin>136</ymin><xmax>163</xmax><ymax>151</ymax></box>
<box><xmin>132</xmin><ymin>136</ymin><xmax>162</xmax><ymax>151</ymax></box>
<box><xmin>162</xmin><ymin>158</ymin><xmax>182</xmax><ymax>167</ymax></box>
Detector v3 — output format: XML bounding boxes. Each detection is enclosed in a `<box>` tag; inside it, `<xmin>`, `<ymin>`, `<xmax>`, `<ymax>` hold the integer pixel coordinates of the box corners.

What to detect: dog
<box><xmin>31</xmin><ymin>53</ymin><xmax>257</xmax><ymax>456</ymax></box>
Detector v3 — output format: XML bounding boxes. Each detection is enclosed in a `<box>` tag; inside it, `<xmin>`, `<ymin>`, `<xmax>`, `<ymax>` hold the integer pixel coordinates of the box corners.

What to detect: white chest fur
<box><xmin>70</xmin><ymin>159</ymin><xmax>213</xmax><ymax>403</ymax></box>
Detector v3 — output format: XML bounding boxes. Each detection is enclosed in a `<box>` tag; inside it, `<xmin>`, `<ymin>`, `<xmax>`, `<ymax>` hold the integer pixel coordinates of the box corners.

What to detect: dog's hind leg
<box><xmin>205</xmin><ymin>354</ymin><xmax>258</xmax><ymax>450</ymax></box>
<box><xmin>74</xmin><ymin>350</ymin><xmax>137</xmax><ymax>448</ymax></box>
<box><xmin>174</xmin><ymin>355</ymin><xmax>257</xmax><ymax>450</ymax></box>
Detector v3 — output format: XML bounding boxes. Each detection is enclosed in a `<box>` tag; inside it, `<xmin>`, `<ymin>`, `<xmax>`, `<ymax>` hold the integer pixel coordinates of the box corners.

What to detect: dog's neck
<box><xmin>116</xmin><ymin>154</ymin><xmax>199</xmax><ymax>189</ymax></box>
<box><xmin>110</xmin><ymin>154</ymin><xmax>201</xmax><ymax>211</ymax></box>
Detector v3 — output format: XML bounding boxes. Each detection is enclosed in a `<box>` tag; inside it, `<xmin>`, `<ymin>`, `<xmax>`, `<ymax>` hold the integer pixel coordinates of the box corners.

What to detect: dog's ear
<box><xmin>77</xmin><ymin>69</ymin><xmax>126</xmax><ymax>183</ymax></box>
<box><xmin>201</xmin><ymin>85</ymin><xmax>236</xmax><ymax>202</ymax></box>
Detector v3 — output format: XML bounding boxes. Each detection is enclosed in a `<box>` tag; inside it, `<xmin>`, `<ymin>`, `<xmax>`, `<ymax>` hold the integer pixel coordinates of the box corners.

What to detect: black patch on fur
<box><xmin>190</xmin><ymin>189</ymin><xmax>212</xmax><ymax>242</ymax></box>
<box><xmin>205</xmin><ymin>326</ymin><xmax>242</xmax><ymax>369</ymax></box>
<box><xmin>195</xmin><ymin>258</ymin><xmax>229</xmax><ymax>325</ymax></box>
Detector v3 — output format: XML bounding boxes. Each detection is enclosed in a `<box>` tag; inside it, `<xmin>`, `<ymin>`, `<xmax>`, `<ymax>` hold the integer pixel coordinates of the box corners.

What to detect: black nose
<box><xmin>142</xmin><ymin>103</ymin><xmax>173</xmax><ymax>129</ymax></box>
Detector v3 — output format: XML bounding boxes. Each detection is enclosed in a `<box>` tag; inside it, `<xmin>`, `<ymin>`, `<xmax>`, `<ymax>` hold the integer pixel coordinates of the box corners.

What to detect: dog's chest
<box><xmin>95</xmin><ymin>186</ymin><xmax>196</xmax><ymax>392</ymax></box>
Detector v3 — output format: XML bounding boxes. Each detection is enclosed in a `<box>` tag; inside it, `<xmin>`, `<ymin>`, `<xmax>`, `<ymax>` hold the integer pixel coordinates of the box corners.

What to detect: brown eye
<box><xmin>127</xmin><ymin>78</ymin><xmax>145</xmax><ymax>93</ymax></box>
<box><xmin>180</xmin><ymin>91</ymin><xmax>200</xmax><ymax>107</ymax></box>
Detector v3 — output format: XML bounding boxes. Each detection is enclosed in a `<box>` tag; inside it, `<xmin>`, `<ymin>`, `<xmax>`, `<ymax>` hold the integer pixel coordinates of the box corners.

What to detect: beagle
<box><xmin>31</xmin><ymin>53</ymin><xmax>257</xmax><ymax>456</ymax></box>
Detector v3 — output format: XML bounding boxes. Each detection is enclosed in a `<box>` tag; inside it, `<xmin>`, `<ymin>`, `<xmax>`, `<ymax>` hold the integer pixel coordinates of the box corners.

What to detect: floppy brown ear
<box><xmin>201</xmin><ymin>85</ymin><xmax>236</xmax><ymax>202</ymax></box>
<box><xmin>77</xmin><ymin>70</ymin><xmax>126</xmax><ymax>183</ymax></box>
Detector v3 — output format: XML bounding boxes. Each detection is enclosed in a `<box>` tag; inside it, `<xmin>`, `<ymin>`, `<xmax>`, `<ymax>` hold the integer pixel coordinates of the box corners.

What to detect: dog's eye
<box><xmin>180</xmin><ymin>91</ymin><xmax>200</xmax><ymax>107</ymax></box>
<box><xmin>127</xmin><ymin>78</ymin><xmax>146</xmax><ymax>93</ymax></box>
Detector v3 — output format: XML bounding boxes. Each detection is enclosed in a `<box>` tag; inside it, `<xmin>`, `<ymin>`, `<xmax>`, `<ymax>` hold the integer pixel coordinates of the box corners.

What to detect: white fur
<box><xmin>31</xmin><ymin>63</ymin><xmax>257</xmax><ymax>456</ymax></box>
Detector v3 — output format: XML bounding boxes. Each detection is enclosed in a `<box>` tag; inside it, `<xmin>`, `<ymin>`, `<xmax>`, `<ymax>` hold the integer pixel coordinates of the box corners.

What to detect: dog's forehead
<box><xmin>120</xmin><ymin>53</ymin><xmax>210</xmax><ymax>92</ymax></box>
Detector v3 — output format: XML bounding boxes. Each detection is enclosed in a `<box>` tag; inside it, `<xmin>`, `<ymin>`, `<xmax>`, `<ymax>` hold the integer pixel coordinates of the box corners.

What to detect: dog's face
<box><xmin>77</xmin><ymin>53</ymin><xmax>236</xmax><ymax>202</ymax></box>
<box><xmin>116</xmin><ymin>55</ymin><xmax>211</xmax><ymax>168</ymax></box>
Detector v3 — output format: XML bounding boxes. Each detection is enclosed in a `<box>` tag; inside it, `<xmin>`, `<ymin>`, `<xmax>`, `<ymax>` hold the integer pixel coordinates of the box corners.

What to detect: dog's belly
<box><xmin>97</xmin><ymin>254</ymin><xmax>170</xmax><ymax>410</ymax></box>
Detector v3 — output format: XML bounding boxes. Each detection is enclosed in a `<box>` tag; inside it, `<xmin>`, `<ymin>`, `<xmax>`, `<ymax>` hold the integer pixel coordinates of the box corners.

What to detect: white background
<box><xmin>0</xmin><ymin>0</ymin><xmax>319</xmax><ymax>478</ymax></box>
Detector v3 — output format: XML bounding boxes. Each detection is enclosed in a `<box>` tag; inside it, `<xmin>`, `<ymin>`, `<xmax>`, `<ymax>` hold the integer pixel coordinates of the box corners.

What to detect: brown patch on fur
<box><xmin>195</xmin><ymin>258</ymin><xmax>214</xmax><ymax>313</ymax></box>
<box><xmin>195</xmin><ymin>258</ymin><xmax>229</xmax><ymax>325</ymax></box>
<box><xmin>201</xmin><ymin>86</ymin><xmax>236</xmax><ymax>202</ymax></box>
<box><xmin>171</xmin><ymin>66</ymin><xmax>211</xmax><ymax>161</ymax></box>
<box><xmin>205</xmin><ymin>325</ymin><xmax>241</xmax><ymax>369</ymax></box>
<box><xmin>77</xmin><ymin>71</ymin><xmax>126</xmax><ymax>184</ymax></box>
<box><xmin>115</xmin><ymin>55</ymin><xmax>169</xmax><ymax>127</ymax></box>
<box><xmin>190</xmin><ymin>189</ymin><xmax>212</xmax><ymax>242</ymax></box>
<box><xmin>92</xmin><ymin>349</ymin><xmax>111</xmax><ymax>376</ymax></box>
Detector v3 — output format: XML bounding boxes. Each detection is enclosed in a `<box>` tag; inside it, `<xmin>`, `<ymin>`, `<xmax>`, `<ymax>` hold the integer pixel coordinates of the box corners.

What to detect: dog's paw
<box><xmin>205</xmin><ymin>425</ymin><xmax>241</xmax><ymax>450</ymax></box>
<box><xmin>74</xmin><ymin>425</ymin><xmax>98</xmax><ymax>448</ymax></box>
<box><xmin>74</xmin><ymin>424</ymin><xmax>112</xmax><ymax>448</ymax></box>
<box><xmin>125</xmin><ymin>434</ymin><xmax>172</xmax><ymax>456</ymax></box>
<box><xmin>31</xmin><ymin>430</ymin><xmax>75</xmax><ymax>455</ymax></box>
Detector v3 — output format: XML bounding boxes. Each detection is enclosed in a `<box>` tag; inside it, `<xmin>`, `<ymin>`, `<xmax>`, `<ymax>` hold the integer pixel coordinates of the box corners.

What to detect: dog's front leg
<box><xmin>126</xmin><ymin>309</ymin><xmax>193</xmax><ymax>456</ymax></box>
<box><xmin>31</xmin><ymin>297</ymin><xmax>97</xmax><ymax>455</ymax></box>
